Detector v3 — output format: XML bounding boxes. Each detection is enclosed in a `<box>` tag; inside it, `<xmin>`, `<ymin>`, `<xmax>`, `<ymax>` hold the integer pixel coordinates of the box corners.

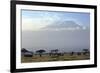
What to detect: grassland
<box><xmin>21</xmin><ymin>53</ymin><xmax>90</xmax><ymax>63</ymax></box>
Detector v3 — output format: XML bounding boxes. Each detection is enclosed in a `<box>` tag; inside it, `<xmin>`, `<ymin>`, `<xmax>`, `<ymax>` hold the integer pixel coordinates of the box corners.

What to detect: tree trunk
<box><xmin>40</xmin><ymin>54</ymin><xmax>42</xmax><ymax>57</ymax></box>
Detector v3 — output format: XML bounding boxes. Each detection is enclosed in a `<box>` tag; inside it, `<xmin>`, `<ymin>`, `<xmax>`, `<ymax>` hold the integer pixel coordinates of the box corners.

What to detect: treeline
<box><xmin>21</xmin><ymin>48</ymin><xmax>90</xmax><ymax>57</ymax></box>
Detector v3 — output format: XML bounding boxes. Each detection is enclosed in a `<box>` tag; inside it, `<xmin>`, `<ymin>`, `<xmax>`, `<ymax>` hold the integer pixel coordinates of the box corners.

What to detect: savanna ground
<box><xmin>21</xmin><ymin>53</ymin><xmax>90</xmax><ymax>63</ymax></box>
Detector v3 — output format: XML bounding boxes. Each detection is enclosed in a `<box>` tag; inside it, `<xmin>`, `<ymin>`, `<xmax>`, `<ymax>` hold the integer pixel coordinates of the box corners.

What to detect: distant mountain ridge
<box><xmin>42</xmin><ymin>21</ymin><xmax>86</xmax><ymax>30</ymax></box>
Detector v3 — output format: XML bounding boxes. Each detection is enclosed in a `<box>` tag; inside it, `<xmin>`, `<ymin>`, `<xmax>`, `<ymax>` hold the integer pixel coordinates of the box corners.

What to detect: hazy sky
<box><xmin>21</xmin><ymin>10</ymin><xmax>90</xmax><ymax>52</ymax></box>
<box><xmin>22</xmin><ymin>10</ymin><xmax>90</xmax><ymax>31</ymax></box>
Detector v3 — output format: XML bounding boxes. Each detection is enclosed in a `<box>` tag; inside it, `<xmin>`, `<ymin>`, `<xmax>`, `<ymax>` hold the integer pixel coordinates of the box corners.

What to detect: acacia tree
<box><xmin>36</xmin><ymin>49</ymin><xmax>46</xmax><ymax>57</ymax></box>
<box><xmin>70</xmin><ymin>51</ymin><xmax>74</xmax><ymax>56</ymax></box>
<box><xmin>49</xmin><ymin>49</ymin><xmax>60</xmax><ymax>58</ymax></box>
<box><xmin>54</xmin><ymin>49</ymin><xmax>59</xmax><ymax>54</ymax></box>
<box><xmin>21</xmin><ymin>48</ymin><xmax>33</xmax><ymax>57</ymax></box>
<box><xmin>21</xmin><ymin>48</ymin><xmax>29</xmax><ymax>53</ymax></box>
<box><xmin>82</xmin><ymin>49</ymin><xmax>89</xmax><ymax>55</ymax></box>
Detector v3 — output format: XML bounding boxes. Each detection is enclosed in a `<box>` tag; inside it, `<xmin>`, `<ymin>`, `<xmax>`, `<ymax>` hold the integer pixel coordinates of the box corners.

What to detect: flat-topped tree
<box><xmin>36</xmin><ymin>49</ymin><xmax>46</xmax><ymax>57</ymax></box>
<box><xmin>51</xmin><ymin>49</ymin><xmax>59</xmax><ymax>53</ymax></box>
<box><xmin>82</xmin><ymin>49</ymin><xmax>90</xmax><ymax>55</ymax></box>
<box><xmin>21</xmin><ymin>48</ymin><xmax>33</xmax><ymax>57</ymax></box>
<box><xmin>50</xmin><ymin>49</ymin><xmax>60</xmax><ymax>57</ymax></box>
<box><xmin>70</xmin><ymin>51</ymin><xmax>75</xmax><ymax>56</ymax></box>
<box><xmin>21</xmin><ymin>48</ymin><xmax>29</xmax><ymax>53</ymax></box>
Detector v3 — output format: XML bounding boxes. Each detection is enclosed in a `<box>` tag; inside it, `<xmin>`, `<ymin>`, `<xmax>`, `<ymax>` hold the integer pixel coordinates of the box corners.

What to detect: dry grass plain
<box><xmin>21</xmin><ymin>53</ymin><xmax>90</xmax><ymax>63</ymax></box>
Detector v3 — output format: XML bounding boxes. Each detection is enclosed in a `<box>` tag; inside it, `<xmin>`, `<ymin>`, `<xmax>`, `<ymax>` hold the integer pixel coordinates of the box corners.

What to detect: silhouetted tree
<box><xmin>50</xmin><ymin>49</ymin><xmax>59</xmax><ymax>56</ymax></box>
<box><xmin>70</xmin><ymin>51</ymin><xmax>74</xmax><ymax>56</ymax></box>
<box><xmin>54</xmin><ymin>49</ymin><xmax>59</xmax><ymax>53</ymax></box>
<box><xmin>21</xmin><ymin>48</ymin><xmax>33</xmax><ymax>57</ymax></box>
<box><xmin>77</xmin><ymin>52</ymin><xmax>81</xmax><ymax>56</ymax></box>
<box><xmin>82</xmin><ymin>49</ymin><xmax>89</xmax><ymax>55</ymax></box>
<box><xmin>21</xmin><ymin>48</ymin><xmax>29</xmax><ymax>53</ymax></box>
<box><xmin>36</xmin><ymin>49</ymin><xmax>46</xmax><ymax>57</ymax></box>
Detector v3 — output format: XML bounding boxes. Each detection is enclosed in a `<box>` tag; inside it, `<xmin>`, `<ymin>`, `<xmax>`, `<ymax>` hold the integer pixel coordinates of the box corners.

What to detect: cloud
<box><xmin>22</xmin><ymin>18</ymin><xmax>51</xmax><ymax>31</ymax></box>
<box><xmin>41</xmin><ymin>21</ymin><xmax>88</xmax><ymax>31</ymax></box>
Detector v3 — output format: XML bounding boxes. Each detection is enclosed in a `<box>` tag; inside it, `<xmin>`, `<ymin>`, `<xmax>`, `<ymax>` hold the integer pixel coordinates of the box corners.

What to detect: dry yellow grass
<box><xmin>21</xmin><ymin>54</ymin><xmax>90</xmax><ymax>63</ymax></box>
